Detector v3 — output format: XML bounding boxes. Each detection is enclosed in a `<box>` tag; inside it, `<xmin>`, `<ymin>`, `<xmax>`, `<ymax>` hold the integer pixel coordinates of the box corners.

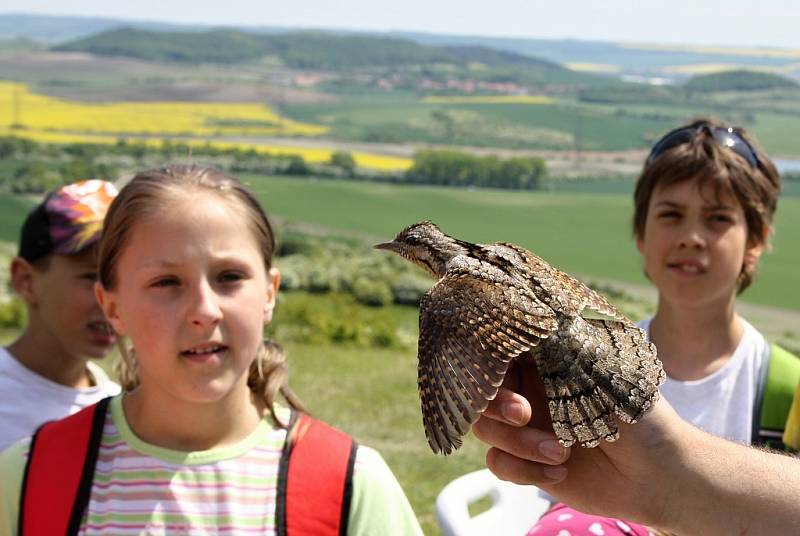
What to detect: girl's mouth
<box><xmin>180</xmin><ymin>344</ymin><xmax>228</xmax><ymax>361</ymax></box>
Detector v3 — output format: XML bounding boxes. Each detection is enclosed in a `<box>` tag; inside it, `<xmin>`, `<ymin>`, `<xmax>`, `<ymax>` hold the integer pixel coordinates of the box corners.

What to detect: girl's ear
<box><xmin>263</xmin><ymin>267</ymin><xmax>280</xmax><ymax>324</ymax></box>
<box><xmin>94</xmin><ymin>282</ymin><xmax>127</xmax><ymax>336</ymax></box>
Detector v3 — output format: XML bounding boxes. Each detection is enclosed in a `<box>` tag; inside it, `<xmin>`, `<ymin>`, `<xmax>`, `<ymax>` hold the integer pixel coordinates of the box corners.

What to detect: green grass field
<box><xmin>0</xmin><ymin>195</ymin><xmax>36</xmax><ymax>242</ymax></box>
<box><xmin>284</xmin><ymin>334</ymin><xmax>488</xmax><ymax>534</ymax></box>
<box><xmin>247</xmin><ymin>175</ymin><xmax>799</xmax><ymax>312</ymax></box>
<box><xmin>285</xmin><ymin>96</ymin><xmax>800</xmax><ymax>156</ymax></box>
<box><xmin>2</xmin><ymin>178</ymin><xmax>797</xmax><ymax>533</ymax></box>
<box><xmin>285</xmin><ymin>97</ymin><xmax>679</xmax><ymax>150</ymax></box>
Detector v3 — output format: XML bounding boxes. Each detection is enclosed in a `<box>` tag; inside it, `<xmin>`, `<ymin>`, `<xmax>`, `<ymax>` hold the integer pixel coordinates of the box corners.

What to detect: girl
<box><xmin>0</xmin><ymin>165</ymin><xmax>422</xmax><ymax>535</ymax></box>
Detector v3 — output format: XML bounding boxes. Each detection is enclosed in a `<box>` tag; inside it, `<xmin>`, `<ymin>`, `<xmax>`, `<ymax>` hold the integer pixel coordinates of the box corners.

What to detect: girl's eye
<box><xmin>151</xmin><ymin>277</ymin><xmax>179</xmax><ymax>288</ymax></box>
<box><xmin>218</xmin><ymin>271</ymin><xmax>245</xmax><ymax>284</ymax></box>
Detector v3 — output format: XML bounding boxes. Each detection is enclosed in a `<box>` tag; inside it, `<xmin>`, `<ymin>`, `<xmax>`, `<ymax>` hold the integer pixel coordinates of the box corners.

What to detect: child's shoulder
<box><xmin>0</xmin><ymin>436</ymin><xmax>31</xmax><ymax>535</ymax></box>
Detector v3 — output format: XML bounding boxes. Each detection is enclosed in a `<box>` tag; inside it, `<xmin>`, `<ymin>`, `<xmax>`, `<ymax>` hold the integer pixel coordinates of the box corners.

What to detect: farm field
<box><xmin>244</xmin><ymin>175</ymin><xmax>800</xmax><ymax>312</ymax></box>
<box><xmin>284</xmin><ymin>95</ymin><xmax>800</xmax><ymax>156</ymax></box>
<box><xmin>0</xmin><ymin>82</ymin><xmax>326</xmax><ymax>137</ymax></box>
<box><xmin>0</xmin><ymin>82</ymin><xmax>412</xmax><ymax>171</ymax></box>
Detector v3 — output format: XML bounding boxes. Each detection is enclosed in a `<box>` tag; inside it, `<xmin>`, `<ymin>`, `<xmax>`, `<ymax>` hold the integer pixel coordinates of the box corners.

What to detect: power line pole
<box><xmin>11</xmin><ymin>84</ymin><xmax>21</xmax><ymax>129</ymax></box>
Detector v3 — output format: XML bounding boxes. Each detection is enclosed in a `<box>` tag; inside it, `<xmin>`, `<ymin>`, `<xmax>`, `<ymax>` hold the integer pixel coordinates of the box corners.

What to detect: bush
<box><xmin>268</xmin><ymin>292</ymin><xmax>410</xmax><ymax>349</ymax></box>
<box><xmin>351</xmin><ymin>277</ymin><xmax>394</xmax><ymax>306</ymax></box>
<box><xmin>0</xmin><ymin>298</ymin><xmax>26</xmax><ymax>328</ymax></box>
<box><xmin>390</xmin><ymin>274</ymin><xmax>432</xmax><ymax>305</ymax></box>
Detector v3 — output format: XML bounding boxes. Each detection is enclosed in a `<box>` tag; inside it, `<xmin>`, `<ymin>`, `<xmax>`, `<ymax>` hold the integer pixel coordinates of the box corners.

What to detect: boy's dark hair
<box><xmin>632</xmin><ymin>117</ymin><xmax>781</xmax><ymax>293</ymax></box>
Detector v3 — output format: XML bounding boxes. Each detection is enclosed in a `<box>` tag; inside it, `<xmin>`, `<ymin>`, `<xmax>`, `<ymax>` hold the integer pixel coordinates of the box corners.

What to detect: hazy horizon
<box><xmin>3</xmin><ymin>1</ymin><xmax>800</xmax><ymax>49</ymax></box>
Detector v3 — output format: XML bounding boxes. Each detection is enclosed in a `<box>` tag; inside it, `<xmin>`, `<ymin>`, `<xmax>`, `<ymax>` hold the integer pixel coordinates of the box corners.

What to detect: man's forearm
<box><xmin>663</xmin><ymin>428</ymin><xmax>800</xmax><ymax>535</ymax></box>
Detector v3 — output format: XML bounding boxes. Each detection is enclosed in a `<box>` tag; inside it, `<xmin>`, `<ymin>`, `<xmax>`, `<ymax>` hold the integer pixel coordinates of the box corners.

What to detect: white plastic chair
<box><xmin>436</xmin><ymin>468</ymin><xmax>553</xmax><ymax>536</ymax></box>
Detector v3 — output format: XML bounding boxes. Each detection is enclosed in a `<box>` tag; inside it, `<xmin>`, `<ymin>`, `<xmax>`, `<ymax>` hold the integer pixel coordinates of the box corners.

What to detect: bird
<box><xmin>374</xmin><ymin>221</ymin><xmax>665</xmax><ymax>455</ymax></box>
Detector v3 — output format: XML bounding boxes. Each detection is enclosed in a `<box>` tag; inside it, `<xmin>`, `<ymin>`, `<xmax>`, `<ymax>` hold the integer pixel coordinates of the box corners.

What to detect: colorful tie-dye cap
<box><xmin>18</xmin><ymin>180</ymin><xmax>118</xmax><ymax>262</ymax></box>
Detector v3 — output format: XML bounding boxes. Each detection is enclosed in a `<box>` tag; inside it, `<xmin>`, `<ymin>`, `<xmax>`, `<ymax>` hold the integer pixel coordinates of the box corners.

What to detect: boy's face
<box><xmin>25</xmin><ymin>248</ymin><xmax>116</xmax><ymax>359</ymax></box>
<box><xmin>636</xmin><ymin>179</ymin><xmax>764</xmax><ymax>309</ymax></box>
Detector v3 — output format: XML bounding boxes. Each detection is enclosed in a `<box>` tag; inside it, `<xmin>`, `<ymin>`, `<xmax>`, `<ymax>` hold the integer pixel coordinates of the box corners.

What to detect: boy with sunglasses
<box><xmin>526</xmin><ymin>117</ymin><xmax>798</xmax><ymax>535</ymax></box>
<box><xmin>0</xmin><ymin>180</ymin><xmax>121</xmax><ymax>451</ymax></box>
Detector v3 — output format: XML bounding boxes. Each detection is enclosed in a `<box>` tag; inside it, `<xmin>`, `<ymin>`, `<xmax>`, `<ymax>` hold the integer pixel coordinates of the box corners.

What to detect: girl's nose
<box><xmin>187</xmin><ymin>281</ymin><xmax>222</xmax><ymax>327</ymax></box>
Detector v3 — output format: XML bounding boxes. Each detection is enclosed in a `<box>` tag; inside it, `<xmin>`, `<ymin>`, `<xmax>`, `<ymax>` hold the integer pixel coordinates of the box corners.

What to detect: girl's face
<box><xmin>96</xmin><ymin>194</ymin><xmax>279</xmax><ymax>405</ymax></box>
<box><xmin>636</xmin><ymin>179</ymin><xmax>763</xmax><ymax>310</ymax></box>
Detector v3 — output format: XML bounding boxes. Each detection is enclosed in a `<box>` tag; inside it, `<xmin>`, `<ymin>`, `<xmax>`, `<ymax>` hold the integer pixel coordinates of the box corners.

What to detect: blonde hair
<box><xmin>99</xmin><ymin>164</ymin><xmax>305</xmax><ymax>426</ymax></box>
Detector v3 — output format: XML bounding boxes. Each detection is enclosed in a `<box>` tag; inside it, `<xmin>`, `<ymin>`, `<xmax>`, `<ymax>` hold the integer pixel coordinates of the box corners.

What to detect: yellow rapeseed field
<box><xmin>0</xmin><ymin>82</ymin><xmax>326</xmax><ymax>137</ymax></box>
<box><xmin>619</xmin><ymin>43</ymin><xmax>800</xmax><ymax>59</ymax></box>
<box><xmin>421</xmin><ymin>95</ymin><xmax>554</xmax><ymax>104</ymax></box>
<box><xmin>0</xmin><ymin>82</ymin><xmax>412</xmax><ymax>171</ymax></box>
<box><xmin>565</xmin><ymin>63</ymin><xmax>622</xmax><ymax>74</ymax></box>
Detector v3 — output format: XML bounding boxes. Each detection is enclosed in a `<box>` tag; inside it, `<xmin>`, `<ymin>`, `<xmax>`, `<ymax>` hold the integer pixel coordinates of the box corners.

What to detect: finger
<box><xmin>473</xmin><ymin>414</ymin><xmax>570</xmax><ymax>464</ymax></box>
<box><xmin>486</xmin><ymin>447</ymin><xmax>568</xmax><ymax>485</ymax></box>
<box><xmin>482</xmin><ymin>387</ymin><xmax>532</xmax><ymax>425</ymax></box>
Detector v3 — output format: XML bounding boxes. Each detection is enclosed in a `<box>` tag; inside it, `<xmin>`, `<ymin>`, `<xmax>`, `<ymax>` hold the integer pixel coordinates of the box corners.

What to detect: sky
<box><xmin>4</xmin><ymin>0</ymin><xmax>800</xmax><ymax>49</ymax></box>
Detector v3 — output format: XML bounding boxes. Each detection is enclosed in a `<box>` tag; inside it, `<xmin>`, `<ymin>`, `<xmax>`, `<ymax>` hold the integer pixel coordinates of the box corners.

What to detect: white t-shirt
<box><xmin>0</xmin><ymin>347</ymin><xmax>121</xmax><ymax>451</ymax></box>
<box><xmin>638</xmin><ymin>317</ymin><xmax>768</xmax><ymax>444</ymax></box>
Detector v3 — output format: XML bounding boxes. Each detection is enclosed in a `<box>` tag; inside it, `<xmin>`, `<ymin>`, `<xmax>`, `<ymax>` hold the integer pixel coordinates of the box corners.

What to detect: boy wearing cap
<box><xmin>0</xmin><ymin>180</ymin><xmax>121</xmax><ymax>451</ymax></box>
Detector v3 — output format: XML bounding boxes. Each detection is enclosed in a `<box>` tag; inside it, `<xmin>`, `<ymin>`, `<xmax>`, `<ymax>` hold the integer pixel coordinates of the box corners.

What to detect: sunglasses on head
<box><xmin>646</xmin><ymin>123</ymin><xmax>761</xmax><ymax>169</ymax></box>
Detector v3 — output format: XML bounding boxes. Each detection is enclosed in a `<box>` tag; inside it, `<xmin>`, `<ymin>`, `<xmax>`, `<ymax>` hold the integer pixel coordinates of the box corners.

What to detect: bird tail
<box><xmin>533</xmin><ymin>317</ymin><xmax>665</xmax><ymax>448</ymax></box>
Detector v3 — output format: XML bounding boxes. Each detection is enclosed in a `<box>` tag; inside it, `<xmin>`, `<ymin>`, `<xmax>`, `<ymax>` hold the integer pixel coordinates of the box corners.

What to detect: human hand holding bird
<box><xmin>375</xmin><ymin>221</ymin><xmax>665</xmax><ymax>455</ymax></box>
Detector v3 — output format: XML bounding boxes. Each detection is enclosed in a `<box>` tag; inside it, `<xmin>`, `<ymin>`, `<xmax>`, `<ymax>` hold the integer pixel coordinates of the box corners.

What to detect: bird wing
<box><xmin>495</xmin><ymin>242</ymin><xmax>629</xmax><ymax>322</ymax></box>
<box><xmin>417</xmin><ymin>267</ymin><xmax>558</xmax><ymax>454</ymax></box>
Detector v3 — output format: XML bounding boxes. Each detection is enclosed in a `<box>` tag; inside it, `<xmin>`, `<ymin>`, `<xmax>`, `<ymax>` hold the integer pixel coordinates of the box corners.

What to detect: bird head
<box><xmin>374</xmin><ymin>221</ymin><xmax>467</xmax><ymax>278</ymax></box>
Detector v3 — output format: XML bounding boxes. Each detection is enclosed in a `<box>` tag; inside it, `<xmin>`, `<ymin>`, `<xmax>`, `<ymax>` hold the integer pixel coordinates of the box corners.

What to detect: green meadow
<box><xmin>285</xmin><ymin>96</ymin><xmax>800</xmax><ymax>155</ymax></box>
<box><xmin>0</xmin><ymin>195</ymin><xmax>36</xmax><ymax>242</ymax></box>
<box><xmin>246</xmin><ymin>175</ymin><xmax>800</xmax><ymax>312</ymax></box>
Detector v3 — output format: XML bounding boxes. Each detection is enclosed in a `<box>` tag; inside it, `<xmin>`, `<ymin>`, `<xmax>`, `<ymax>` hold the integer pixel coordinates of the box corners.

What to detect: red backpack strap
<box><xmin>19</xmin><ymin>396</ymin><xmax>111</xmax><ymax>536</ymax></box>
<box><xmin>276</xmin><ymin>412</ymin><xmax>357</xmax><ymax>536</ymax></box>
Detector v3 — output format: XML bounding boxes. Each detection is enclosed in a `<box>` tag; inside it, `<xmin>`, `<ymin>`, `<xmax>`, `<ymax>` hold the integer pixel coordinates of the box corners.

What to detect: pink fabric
<box><xmin>526</xmin><ymin>503</ymin><xmax>652</xmax><ymax>536</ymax></box>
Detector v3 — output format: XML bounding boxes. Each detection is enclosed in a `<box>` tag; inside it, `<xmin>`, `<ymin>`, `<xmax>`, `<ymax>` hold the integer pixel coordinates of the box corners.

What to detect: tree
<box><xmin>285</xmin><ymin>155</ymin><xmax>310</xmax><ymax>175</ymax></box>
<box><xmin>329</xmin><ymin>151</ymin><xmax>356</xmax><ymax>177</ymax></box>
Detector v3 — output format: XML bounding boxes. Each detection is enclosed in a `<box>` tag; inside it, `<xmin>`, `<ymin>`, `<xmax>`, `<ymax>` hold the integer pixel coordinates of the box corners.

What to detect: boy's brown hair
<box><xmin>632</xmin><ymin>117</ymin><xmax>781</xmax><ymax>293</ymax></box>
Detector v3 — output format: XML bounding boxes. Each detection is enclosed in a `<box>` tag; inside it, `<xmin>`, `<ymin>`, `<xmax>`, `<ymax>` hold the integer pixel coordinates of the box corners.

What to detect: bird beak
<box><xmin>374</xmin><ymin>241</ymin><xmax>399</xmax><ymax>252</ymax></box>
